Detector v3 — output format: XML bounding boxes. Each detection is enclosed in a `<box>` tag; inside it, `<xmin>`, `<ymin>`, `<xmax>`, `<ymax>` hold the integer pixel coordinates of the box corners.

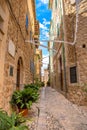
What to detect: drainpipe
<box><xmin>62</xmin><ymin>0</ymin><xmax>68</xmax><ymax>97</ymax></box>
<box><xmin>62</xmin><ymin>42</ymin><xmax>68</xmax><ymax>95</ymax></box>
<box><xmin>33</xmin><ymin>51</ymin><xmax>34</xmax><ymax>84</ymax></box>
<box><xmin>33</xmin><ymin>39</ymin><xmax>35</xmax><ymax>84</ymax></box>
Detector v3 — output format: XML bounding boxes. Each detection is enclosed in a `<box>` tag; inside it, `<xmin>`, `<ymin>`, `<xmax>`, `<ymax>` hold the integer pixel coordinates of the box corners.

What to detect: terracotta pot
<box><xmin>19</xmin><ymin>108</ymin><xmax>28</xmax><ymax>116</ymax></box>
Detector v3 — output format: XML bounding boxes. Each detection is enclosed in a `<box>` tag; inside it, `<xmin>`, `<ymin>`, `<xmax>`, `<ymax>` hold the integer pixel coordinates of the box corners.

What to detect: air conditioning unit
<box><xmin>70</xmin><ymin>0</ymin><xmax>76</xmax><ymax>5</ymax></box>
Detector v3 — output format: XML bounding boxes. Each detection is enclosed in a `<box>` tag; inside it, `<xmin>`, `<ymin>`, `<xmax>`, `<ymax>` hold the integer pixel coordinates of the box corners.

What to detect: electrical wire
<box><xmin>49</xmin><ymin>0</ymin><xmax>80</xmax><ymax>45</ymax></box>
<box><xmin>25</xmin><ymin>40</ymin><xmax>57</xmax><ymax>52</ymax></box>
<box><xmin>25</xmin><ymin>0</ymin><xmax>84</xmax><ymax>71</ymax></box>
<box><xmin>26</xmin><ymin>0</ymin><xmax>80</xmax><ymax>46</ymax></box>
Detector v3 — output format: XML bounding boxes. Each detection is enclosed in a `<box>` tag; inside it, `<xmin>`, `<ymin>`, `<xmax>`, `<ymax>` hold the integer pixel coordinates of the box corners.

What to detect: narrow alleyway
<box><xmin>33</xmin><ymin>87</ymin><xmax>87</xmax><ymax>130</ymax></box>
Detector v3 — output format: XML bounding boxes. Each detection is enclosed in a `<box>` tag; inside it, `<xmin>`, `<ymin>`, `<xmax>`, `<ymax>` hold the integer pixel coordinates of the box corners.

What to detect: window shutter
<box><xmin>26</xmin><ymin>14</ymin><xmax>28</xmax><ymax>29</ymax></box>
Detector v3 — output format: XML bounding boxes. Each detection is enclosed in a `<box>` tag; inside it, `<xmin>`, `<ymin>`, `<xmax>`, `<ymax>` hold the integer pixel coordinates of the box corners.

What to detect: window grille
<box><xmin>70</xmin><ymin>66</ymin><xmax>77</xmax><ymax>83</ymax></box>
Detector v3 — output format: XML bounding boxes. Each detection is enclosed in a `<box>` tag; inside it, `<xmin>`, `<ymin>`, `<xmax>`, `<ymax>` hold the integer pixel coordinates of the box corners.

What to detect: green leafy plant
<box><xmin>10</xmin><ymin>86</ymin><xmax>39</xmax><ymax>110</ymax></box>
<box><xmin>0</xmin><ymin>109</ymin><xmax>28</xmax><ymax>130</ymax></box>
<box><xmin>41</xmin><ymin>82</ymin><xmax>45</xmax><ymax>87</ymax></box>
<box><xmin>47</xmin><ymin>79</ymin><xmax>50</xmax><ymax>86</ymax></box>
<box><xmin>34</xmin><ymin>78</ymin><xmax>42</xmax><ymax>88</ymax></box>
<box><xmin>10</xmin><ymin>91</ymin><xmax>22</xmax><ymax>109</ymax></box>
<box><xmin>24</xmin><ymin>83</ymin><xmax>39</xmax><ymax>91</ymax></box>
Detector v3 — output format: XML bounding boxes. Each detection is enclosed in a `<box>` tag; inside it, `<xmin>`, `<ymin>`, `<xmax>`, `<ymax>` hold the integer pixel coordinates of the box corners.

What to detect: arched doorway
<box><xmin>16</xmin><ymin>57</ymin><xmax>23</xmax><ymax>90</ymax></box>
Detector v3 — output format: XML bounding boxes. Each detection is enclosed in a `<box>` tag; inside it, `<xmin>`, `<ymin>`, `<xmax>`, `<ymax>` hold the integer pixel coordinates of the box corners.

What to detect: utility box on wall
<box><xmin>8</xmin><ymin>40</ymin><xmax>15</xmax><ymax>57</ymax></box>
<box><xmin>70</xmin><ymin>0</ymin><xmax>76</xmax><ymax>5</ymax></box>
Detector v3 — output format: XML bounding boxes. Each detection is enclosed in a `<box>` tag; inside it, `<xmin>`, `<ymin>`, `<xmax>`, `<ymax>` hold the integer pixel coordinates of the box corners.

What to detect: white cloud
<box><xmin>39</xmin><ymin>18</ymin><xmax>50</xmax><ymax>40</ymax></box>
<box><xmin>36</xmin><ymin>3</ymin><xmax>42</xmax><ymax>8</ymax></box>
<box><xmin>40</xmin><ymin>23</ymin><xmax>45</xmax><ymax>29</ymax></box>
<box><xmin>40</xmin><ymin>30</ymin><xmax>49</xmax><ymax>40</ymax></box>
<box><xmin>40</xmin><ymin>0</ymin><xmax>49</xmax><ymax>4</ymax></box>
<box><xmin>42</xmin><ymin>55</ymin><xmax>49</xmax><ymax>64</ymax></box>
<box><xmin>41</xmin><ymin>54</ymin><xmax>49</xmax><ymax>75</ymax></box>
<box><xmin>40</xmin><ymin>41</ymin><xmax>44</xmax><ymax>45</ymax></box>
<box><xmin>44</xmin><ymin>31</ymin><xmax>49</xmax><ymax>38</ymax></box>
<box><xmin>43</xmin><ymin>18</ymin><xmax>50</xmax><ymax>25</ymax></box>
<box><xmin>40</xmin><ymin>23</ymin><xmax>48</xmax><ymax>31</ymax></box>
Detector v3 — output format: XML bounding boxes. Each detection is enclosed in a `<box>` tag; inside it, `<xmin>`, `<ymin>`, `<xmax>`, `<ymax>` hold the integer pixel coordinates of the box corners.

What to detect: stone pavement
<box><xmin>28</xmin><ymin>87</ymin><xmax>87</xmax><ymax>130</ymax></box>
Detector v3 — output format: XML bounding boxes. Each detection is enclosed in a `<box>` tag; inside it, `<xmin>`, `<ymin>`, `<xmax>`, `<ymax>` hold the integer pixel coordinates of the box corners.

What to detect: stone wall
<box><xmin>53</xmin><ymin>0</ymin><xmax>87</xmax><ymax>106</ymax></box>
<box><xmin>67</xmin><ymin>85</ymin><xmax>87</xmax><ymax>106</ymax></box>
<box><xmin>76</xmin><ymin>0</ymin><xmax>87</xmax><ymax>85</ymax></box>
<box><xmin>63</xmin><ymin>0</ymin><xmax>87</xmax><ymax>106</ymax></box>
<box><xmin>0</xmin><ymin>0</ymin><xmax>10</xmax><ymax>110</ymax></box>
<box><xmin>0</xmin><ymin>0</ymin><xmax>35</xmax><ymax>113</ymax></box>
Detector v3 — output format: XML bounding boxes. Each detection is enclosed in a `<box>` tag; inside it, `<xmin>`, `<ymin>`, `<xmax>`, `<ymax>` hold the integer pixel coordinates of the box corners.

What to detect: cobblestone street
<box><xmin>1</xmin><ymin>1</ymin><xmax>87</xmax><ymax>130</ymax></box>
<box><xmin>28</xmin><ymin>87</ymin><xmax>87</xmax><ymax>130</ymax></box>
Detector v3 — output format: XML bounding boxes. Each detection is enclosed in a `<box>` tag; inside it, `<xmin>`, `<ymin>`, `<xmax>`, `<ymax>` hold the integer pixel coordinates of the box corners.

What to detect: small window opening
<box><xmin>82</xmin><ymin>44</ymin><xmax>86</xmax><ymax>48</ymax></box>
<box><xmin>70</xmin><ymin>66</ymin><xmax>77</xmax><ymax>83</ymax></box>
<box><xmin>9</xmin><ymin>65</ymin><xmax>14</xmax><ymax>76</ymax></box>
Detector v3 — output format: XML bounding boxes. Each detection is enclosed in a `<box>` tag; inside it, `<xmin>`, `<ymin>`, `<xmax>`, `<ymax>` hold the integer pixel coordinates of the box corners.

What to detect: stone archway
<box><xmin>16</xmin><ymin>57</ymin><xmax>23</xmax><ymax>90</ymax></box>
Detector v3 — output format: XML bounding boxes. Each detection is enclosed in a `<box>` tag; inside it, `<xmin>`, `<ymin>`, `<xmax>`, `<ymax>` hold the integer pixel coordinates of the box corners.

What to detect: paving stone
<box><xmin>27</xmin><ymin>87</ymin><xmax>87</xmax><ymax>130</ymax></box>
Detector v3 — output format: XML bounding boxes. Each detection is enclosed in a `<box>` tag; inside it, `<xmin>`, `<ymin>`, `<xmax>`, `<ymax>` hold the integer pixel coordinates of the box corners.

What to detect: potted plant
<box><xmin>10</xmin><ymin>86</ymin><xmax>39</xmax><ymax>116</ymax></box>
<box><xmin>10</xmin><ymin>90</ymin><xmax>31</xmax><ymax>116</ymax></box>
<box><xmin>0</xmin><ymin>109</ymin><xmax>28</xmax><ymax>130</ymax></box>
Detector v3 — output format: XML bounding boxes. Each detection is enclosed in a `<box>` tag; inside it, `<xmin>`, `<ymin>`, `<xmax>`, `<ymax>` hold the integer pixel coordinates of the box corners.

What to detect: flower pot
<box><xmin>19</xmin><ymin>108</ymin><xmax>28</xmax><ymax>116</ymax></box>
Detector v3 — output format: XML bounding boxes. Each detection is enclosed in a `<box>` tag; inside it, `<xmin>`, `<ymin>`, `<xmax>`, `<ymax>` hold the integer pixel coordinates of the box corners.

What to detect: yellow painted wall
<box><xmin>27</xmin><ymin>0</ymin><xmax>36</xmax><ymax>35</ymax></box>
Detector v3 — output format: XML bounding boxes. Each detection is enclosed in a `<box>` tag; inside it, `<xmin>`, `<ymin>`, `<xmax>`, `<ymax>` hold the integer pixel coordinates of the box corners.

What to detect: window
<box><xmin>57</xmin><ymin>24</ymin><xmax>60</xmax><ymax>36</ymax></box>
<box><xmin>9</xmin><ymin>65</ymin><xmax>14</xmax><ymax>76</ymax></box>
<box><xmin>70</xmin><ymin>66</ymin><xmax>77</xmax><ymax>83</ymax></box>
<box><xmin>82</xmin><ymin>44</ymin><xmax>86</xmax><ymax>48</ymax></box>
<box><xmin>26</xmin><ymin>14</ymin><xmax>28</xmax><ymax>28</ymax></box>
<box><xmin>30</xmin><ymin>60</ymin><xmax>34</xmax><ymax>73</ymax></box>
<box><xmin>30</xmin><ymin>31</ymin><xmax>32</xmax><ymax>40</ymax></box>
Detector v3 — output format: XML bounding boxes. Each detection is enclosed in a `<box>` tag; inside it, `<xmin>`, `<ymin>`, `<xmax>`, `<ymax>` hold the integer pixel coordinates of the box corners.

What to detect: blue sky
<box><xmin>36</xmin><ymin>0</ymin><xmax>51</xmax><ymax>73</ymax></box>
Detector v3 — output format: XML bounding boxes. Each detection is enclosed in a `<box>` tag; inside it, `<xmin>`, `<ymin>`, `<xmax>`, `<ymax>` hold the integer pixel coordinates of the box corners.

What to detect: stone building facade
<box><xmin>49</xmin><ymin>0</ymin><xmax>87</xmax><ymax>106</ymax></box>
<box><xmin>0</xmin><ymin>0</ymin><xmax>37</xmax><ymax>113</ymax></box>
<box><xmin>64</xmin><ymin>0</ymin><xmax>87</xmax><ymax>105</ymax></box>
<box><xmin>44</xmin><ymin>69</ymin><xmax>49</xmax><ymax>86</ymax></box>
<box><xmin>33</xmin><ymin>19</ymin><xmax>42</xmax><ymax>82</ymax></box>
<box><xmin>34</xmin><ymin>48</ymin><xmax>42</xmax><ymax>81</ymax></box>
<box><xmin>49</xmin><ymin>0</ymin><xmax>64</xmax><ymax>91</ymax></box>
<box><xmin>49</xmin><ymin>0</ymin><xmax>60</xmax><ymax>88</ymax></box>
